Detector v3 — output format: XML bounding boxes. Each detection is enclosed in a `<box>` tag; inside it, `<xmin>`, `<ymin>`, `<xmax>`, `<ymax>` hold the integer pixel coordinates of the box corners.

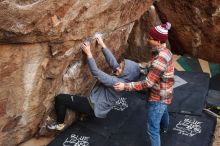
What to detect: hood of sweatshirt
<box><xmin>120</xmin><ymin>59</ymin><xmax>141</xmax><ymax>82</ymax></box>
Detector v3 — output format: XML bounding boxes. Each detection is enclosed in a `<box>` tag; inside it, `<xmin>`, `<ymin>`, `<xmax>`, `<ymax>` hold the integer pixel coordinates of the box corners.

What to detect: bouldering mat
<box><xmin>169</xmin><ymin>71</ymin><xmax>210</xmax><ymax>115</ymax></box>
<box><xmin>161</xmin><ymin>111</ymin><xmax>216</xmax><ymax>146</ymax></box>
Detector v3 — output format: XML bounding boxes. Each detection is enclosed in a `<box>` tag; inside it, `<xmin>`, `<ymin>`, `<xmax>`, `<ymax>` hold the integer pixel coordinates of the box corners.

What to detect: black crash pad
<box><xmin>48</xmin><ymin>92</ymin><xmax>147</xmax><ymax>146</ymax></box>
<box><xmin>48</xmin><ymin>91</ymin><xmax>216</xmax><ymax>146</ymax></box>
<box><xmin>182</xmin><ymin>55</ymin><xmax>203</xmax><ymax>72</ymax></box>
<box><xmin>169</xmin><ymin>71</ymin><xmax>210</xmax><ymax>115</ymax></box>
<box><xmin>49</xmin><ymin>123</ymin><xmax>107</xmax><ymax>146</ymax></box>
<box><xmin>210</xmin><ymin>74</ymin><xmax>220</xmax><ymax>91</ymax></box>
<box><xmin>206</xmin><ymin>89</ymin><xmax>220</xmax><ymax>107</ymax></box>
<box><xmin>161</xmin><ymin>112</ymin><xmax>216</xmax><ymax>146</ymax></box>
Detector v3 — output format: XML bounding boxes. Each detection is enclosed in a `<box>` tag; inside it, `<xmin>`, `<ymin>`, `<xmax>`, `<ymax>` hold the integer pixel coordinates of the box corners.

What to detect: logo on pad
<box><xmin>63</xmin><ymin>134</ymin><xmax>90</xmax><ymax>146</ymax></box>
<box><xmin>113</xmin><ymin>97</ymin><xmax>128</xmax><ymax>111</ymax></box>
<box><xmin>173</xmin><ymin>118</ymin><xmax>202</xmax><ymax>137</ymax></box>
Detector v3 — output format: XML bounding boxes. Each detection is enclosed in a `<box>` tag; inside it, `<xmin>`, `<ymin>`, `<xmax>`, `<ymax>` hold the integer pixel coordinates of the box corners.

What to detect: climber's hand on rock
<box><xmin>81</xmin><ymin>41</ymin><xmax>93</xmax><ymax>58</ymax></box>
<box><xmin>94</xmin><ymin>33</ymin><xmax>107</xmax><ymax>48</ymax></box>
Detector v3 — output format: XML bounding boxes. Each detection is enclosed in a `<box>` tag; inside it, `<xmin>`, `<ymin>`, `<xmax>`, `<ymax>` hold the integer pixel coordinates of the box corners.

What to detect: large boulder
<box><xmin>155</xmin><ymin>0</ymin><xmax>220</xmax><ymax>63</ymax></box>
<box><xmin>0</xmin><ymin>0</ymin><xmax>153</xmax><ymax>145</ymax></box>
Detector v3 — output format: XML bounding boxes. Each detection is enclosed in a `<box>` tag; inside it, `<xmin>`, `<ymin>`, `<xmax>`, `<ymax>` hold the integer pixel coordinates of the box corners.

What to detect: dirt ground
<box><xmin>19</xmin><ymin>137</ymin><xmax>53</xmax><ymax>146</ymax></box>
<box><xmin>213</xmin><ymin>118</ymin><xmax>220</xmax><ymax>146</ymax></box>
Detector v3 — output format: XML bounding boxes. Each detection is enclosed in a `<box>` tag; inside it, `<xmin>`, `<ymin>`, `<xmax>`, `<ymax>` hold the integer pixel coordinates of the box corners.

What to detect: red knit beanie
<box><xmin>149</xmin><ymin>22</ymin><xmax>171</xmax><ymax>42</ymax></box>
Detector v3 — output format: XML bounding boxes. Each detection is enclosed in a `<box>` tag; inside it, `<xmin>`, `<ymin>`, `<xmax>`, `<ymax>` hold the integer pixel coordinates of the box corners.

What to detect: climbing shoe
<box><xmin>47</xmin><ymin>122</ymin><xmax>66</xmax><ymax>131</ymax></box>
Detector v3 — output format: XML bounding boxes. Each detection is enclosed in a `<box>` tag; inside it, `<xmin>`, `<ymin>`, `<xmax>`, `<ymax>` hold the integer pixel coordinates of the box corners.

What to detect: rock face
<box><xmin>125</xmin><ymin>5</ymin><xmax>164</xmax><ymax>62</ymax></box>
<box><xmin>0</xmin><ymin>0</ymin><xmax>152</xmax><ymax>43</ymax></box>
<box><xmin>0</xmin><ymin>0</ymin><xmax>153</xmax><ymax>145</ymax></box>
<box><xmin>155</xmin><ymin>0</ymin><xmax>220</xmax><ymax>63</ymax></box>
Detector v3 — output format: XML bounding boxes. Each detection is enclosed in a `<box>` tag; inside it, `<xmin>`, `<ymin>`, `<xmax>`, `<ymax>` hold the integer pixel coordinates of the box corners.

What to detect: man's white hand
<box><xmin>113</xmin><ymin>82</ymin><xmax>125</xmax><ymax>91</ymax></box>
<box><xmin>81</xmin><ymin>41</ymin><xmax>92</xmax><ymax>58</ymax></box>
<box><xmin>94</xmin><ymin>33</ymin><xmax>107</xmax><ymax>48</ymax></box>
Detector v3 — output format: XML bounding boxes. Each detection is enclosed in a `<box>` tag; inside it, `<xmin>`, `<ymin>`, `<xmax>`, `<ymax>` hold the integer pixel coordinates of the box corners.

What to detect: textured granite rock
<box><xmin>155</xmin><ymin>0</ymin><xmax>220</xmax><ymax>63</ymax></box>
<box><xmin>0</xmin><ymin>0</ymin><xmax>153</xmax><ymax>145</ymax></box>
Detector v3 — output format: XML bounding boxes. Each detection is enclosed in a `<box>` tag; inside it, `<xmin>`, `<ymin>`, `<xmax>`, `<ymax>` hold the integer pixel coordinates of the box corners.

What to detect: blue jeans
<box><xmin>146</xmin><ymin>101</ymin><xmax>169</xmax><ymax>146</ymax></box>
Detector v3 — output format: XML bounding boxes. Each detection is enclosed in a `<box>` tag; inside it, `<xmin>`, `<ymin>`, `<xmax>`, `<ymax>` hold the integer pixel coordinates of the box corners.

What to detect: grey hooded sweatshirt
<box><xmin>87</xmin><ymin>48</ymin><xmax>141</xmax><ymax>118</ymax></box>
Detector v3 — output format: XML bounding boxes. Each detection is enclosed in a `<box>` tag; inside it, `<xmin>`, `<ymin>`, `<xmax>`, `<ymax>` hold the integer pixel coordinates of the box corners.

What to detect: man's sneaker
<box><xmin>47</xmin><ymin>122</ymin><xmax>66</xmax><ymax>131</ymax></box>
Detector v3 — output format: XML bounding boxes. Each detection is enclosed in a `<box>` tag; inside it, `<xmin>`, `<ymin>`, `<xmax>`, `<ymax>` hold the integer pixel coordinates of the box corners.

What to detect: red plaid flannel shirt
<box><xmin>124</xmin><ymin>46</ymin><xmax>174</xmax><ymax>104</ymax></box>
